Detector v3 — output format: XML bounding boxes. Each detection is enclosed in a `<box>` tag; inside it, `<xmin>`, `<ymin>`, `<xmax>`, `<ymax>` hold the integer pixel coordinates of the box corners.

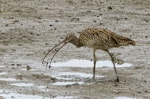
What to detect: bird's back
<box><xmin>79</xmin><ymin>28</ymin><xmax>135</xmax><ymax>50</ymax></box>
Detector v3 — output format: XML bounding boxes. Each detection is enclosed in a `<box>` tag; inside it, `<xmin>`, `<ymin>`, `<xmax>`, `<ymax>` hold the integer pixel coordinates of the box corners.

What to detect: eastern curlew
<box><xmin>42</xmin><ymin>28</ymin><xmax>135</xmax><ymax>82</ymax></box>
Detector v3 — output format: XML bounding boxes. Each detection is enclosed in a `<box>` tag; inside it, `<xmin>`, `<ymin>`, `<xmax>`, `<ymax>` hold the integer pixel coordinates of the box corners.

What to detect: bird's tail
<box><xmin>112</xmin><ymin>34</ymin><xmax>136</xmax><ymax>46</ymax></box>
<box><xmin>128</xmin><ymin>39</ymin><xmax>136</xmax><ymax>45</ymax></box>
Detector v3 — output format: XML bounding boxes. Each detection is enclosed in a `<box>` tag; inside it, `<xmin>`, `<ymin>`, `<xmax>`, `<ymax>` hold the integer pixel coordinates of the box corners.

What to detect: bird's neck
<box><xmin>70</xmin><ymin>36</ymin><xmax>83</xmax><ymax>48</ymax></box>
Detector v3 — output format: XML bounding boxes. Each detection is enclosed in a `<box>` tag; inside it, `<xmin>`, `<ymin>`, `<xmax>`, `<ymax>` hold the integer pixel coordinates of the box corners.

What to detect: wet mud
<box><xmin>0</xmin><ymin>0</ymin><xmax>150</xmax><ymax>99</ymax></box>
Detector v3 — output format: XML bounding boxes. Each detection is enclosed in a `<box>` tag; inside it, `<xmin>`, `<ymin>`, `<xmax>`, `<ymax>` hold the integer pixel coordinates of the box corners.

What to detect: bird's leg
<box><xmin>93</xmin><ymin>49</ymin><xmax>96</xmax><ymax>81</ymax></box>
<box><xmin>105</xmin><ymin>50</ymin><xmax>119</xmax><ymax>82</ymax></box>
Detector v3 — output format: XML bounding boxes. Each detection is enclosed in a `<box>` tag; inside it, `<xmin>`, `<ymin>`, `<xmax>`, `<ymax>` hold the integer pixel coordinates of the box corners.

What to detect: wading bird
<box><xmin>42</xmin><ymin>28</ymin><xmax>135</xmax><ymax>82</ymax></box>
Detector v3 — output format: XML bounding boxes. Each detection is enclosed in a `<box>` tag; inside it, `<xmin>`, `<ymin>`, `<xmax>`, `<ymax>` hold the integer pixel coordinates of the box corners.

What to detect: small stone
<box><xmin>37</xmin><ymin>16</ymin><xmax>42</xmax><ymax>19</ymax></box>
<box><xmin>45</xmin><ymin>43</ymin><xmax>49</xmax><ymax>45</ymax></box>
<box><xmin>108</xmin><ymin>6</ymin><xmax>112</xmax><ymax>10</ymax></box>
<box><xmin>125</xmin><ymin>17</ymin><xmax>128</xmax><ymax>20</ymax></box>
<box><xmin>5</xmin><ymin>24</ymin><xmax>9</xmax><ymax>26</ymax></box>
<box><xmin>17</xmin><ymin>64</ymin><xmax>21</xmax><ymax>66</ymax></box>
<box><xmin>11</xmin><ymin>64</ymin><xmax>15</xmax><ymax>66</ymax></box>
<box><xmin>14</xmin><ymin>20</ymin><xmax>19</xmax><ymax>23</ymax></box>
<box><xmin>112</xmin><ymin>90</ymin><xmax>119</xmax><ymax>94</ymax></box>
<box><xmin>26</xmin><ymin>65</ymin><xmax>31</xmax><ymax>71</ymax></box>
<box><xmin>145</xmin><ymin>36</ymin><xmax>148</xmax><ymax>38</ymax></box>
<box><xmin>55</xmin><ymin>20</ymin><xmax>59</xmax><ymax>22</ymax></box>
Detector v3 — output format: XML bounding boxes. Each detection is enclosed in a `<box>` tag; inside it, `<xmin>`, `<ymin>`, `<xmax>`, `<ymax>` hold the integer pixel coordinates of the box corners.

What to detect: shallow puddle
<box><xmin>0</xmin><ymin>66</ymin><xmax>5</xmax><ymax>68</ymax></box>
<box><xmin>0</xmin><ymin>78</ymin><xmax>17</xmax><ymax>81</ymax></box>
<box><xmin>37</xmin><ymin>86</ymin><xmax>47</xmax><ymax>91</ymax></box>
<box><xmin>0</xmin><ymin>72</ymin><xmax>7</xmax><ymax>75</ymax></box>
<box><xmin>52</xmin><ymin>72</ymin><xmax>105</xmax><ymax>86</ymax></box>
<box><xmin>0</xmin><ymin>89</ymin><xmax>75</xmax><ymax>99</ymax></box>
<box><xmin>10</xmin><ymin>83</ymin><xmax>34</xmax><ymax>87</ymax></box>
<box><xmin>20</xmin><ymin>68</ymin><xmax>35</xmax><ymax>71</ymax></box>
<box><xmin>58</xmin><ymin>72</ymin><xmax>104</xmax><ymax>78</ymax></box>
<box><xmin>52</xmin><ymin>71</ymin><xmax>105</xmax><ymax>84</ymax></box>
<box><xmin>52</xmin><ymin>81</ymin><xmax>84</xmax><ymax>86</ymax></box>
<box><xmin>0</xmin><ymin>89</ymin><xmax>49</xmax><ymax>99</ymax></box>
<box><xmin>115</xmin><ymin>96</ymin><xmax>140</xmax><ymax>99</ymax></box>
<box><xmin>55</xmin><ymin>76</ymin><xmax>73</xmax><ymax>80</ymax></box>
<box><xmin>53</xmin><ymin>96</ymin><xmax>75</xmax><ymax>99</ymax></box>
<box><xmin>51</xmin><ymin>59</ymin><xmax>132</xmax><ymax>68</ymax></box>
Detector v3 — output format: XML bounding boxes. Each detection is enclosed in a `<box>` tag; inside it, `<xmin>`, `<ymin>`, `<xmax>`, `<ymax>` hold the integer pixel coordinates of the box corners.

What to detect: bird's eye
<box><xmin>66</xmin><ymin>33</ymin><xmax>73</xmax><ymax>40</ymax></box>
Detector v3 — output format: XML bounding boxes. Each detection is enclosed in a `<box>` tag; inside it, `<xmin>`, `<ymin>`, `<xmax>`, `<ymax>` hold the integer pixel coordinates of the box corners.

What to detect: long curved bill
<box><xmin>42</xmin><ymin>39</ymin><xmax>67</xmax><ymax>68</ymax></box>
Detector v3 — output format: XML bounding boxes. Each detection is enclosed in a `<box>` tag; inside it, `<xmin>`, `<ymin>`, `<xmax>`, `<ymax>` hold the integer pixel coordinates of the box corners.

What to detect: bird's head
<box><xmin>63</xmin><ymin>33</ymin><xmax>76</xmax><ymax>43</ymax></box>
<box><xmin>42</xmin><ymin>33</ymin><xmax>77</xmax><ymax>68</ymax></box>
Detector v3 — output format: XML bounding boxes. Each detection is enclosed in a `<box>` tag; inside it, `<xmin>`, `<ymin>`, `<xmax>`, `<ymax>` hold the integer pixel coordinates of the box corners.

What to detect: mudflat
<box><xmin>0</xmin><ymin>0</ymin><xmax>150</xmax><ymax>99</ymax></box>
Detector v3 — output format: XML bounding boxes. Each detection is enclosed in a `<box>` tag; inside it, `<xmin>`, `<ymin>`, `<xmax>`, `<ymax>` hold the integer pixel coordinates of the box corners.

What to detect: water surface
<box><xmin>51</xmin><ymin>59</ymin><xmax>132</xmax><ymax>68</ymax></box>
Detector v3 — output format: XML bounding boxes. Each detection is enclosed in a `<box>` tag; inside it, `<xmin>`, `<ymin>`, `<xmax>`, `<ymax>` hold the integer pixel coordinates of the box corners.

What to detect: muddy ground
<box><xmin>0</xmin><ymin>0</ymin><xmax>150</xmax><ymax>99</ymax></box>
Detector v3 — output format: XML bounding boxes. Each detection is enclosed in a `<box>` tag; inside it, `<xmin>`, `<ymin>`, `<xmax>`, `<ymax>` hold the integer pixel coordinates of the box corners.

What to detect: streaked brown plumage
<box><xmin>42</xmin><ymin>28</ymin><xmax>135</xmax><ymax>82</ymax></box>
<box><xmin>79</xmin><ymin>28</ymin><xmax>135</xmax><ymax>49</ymax></box>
